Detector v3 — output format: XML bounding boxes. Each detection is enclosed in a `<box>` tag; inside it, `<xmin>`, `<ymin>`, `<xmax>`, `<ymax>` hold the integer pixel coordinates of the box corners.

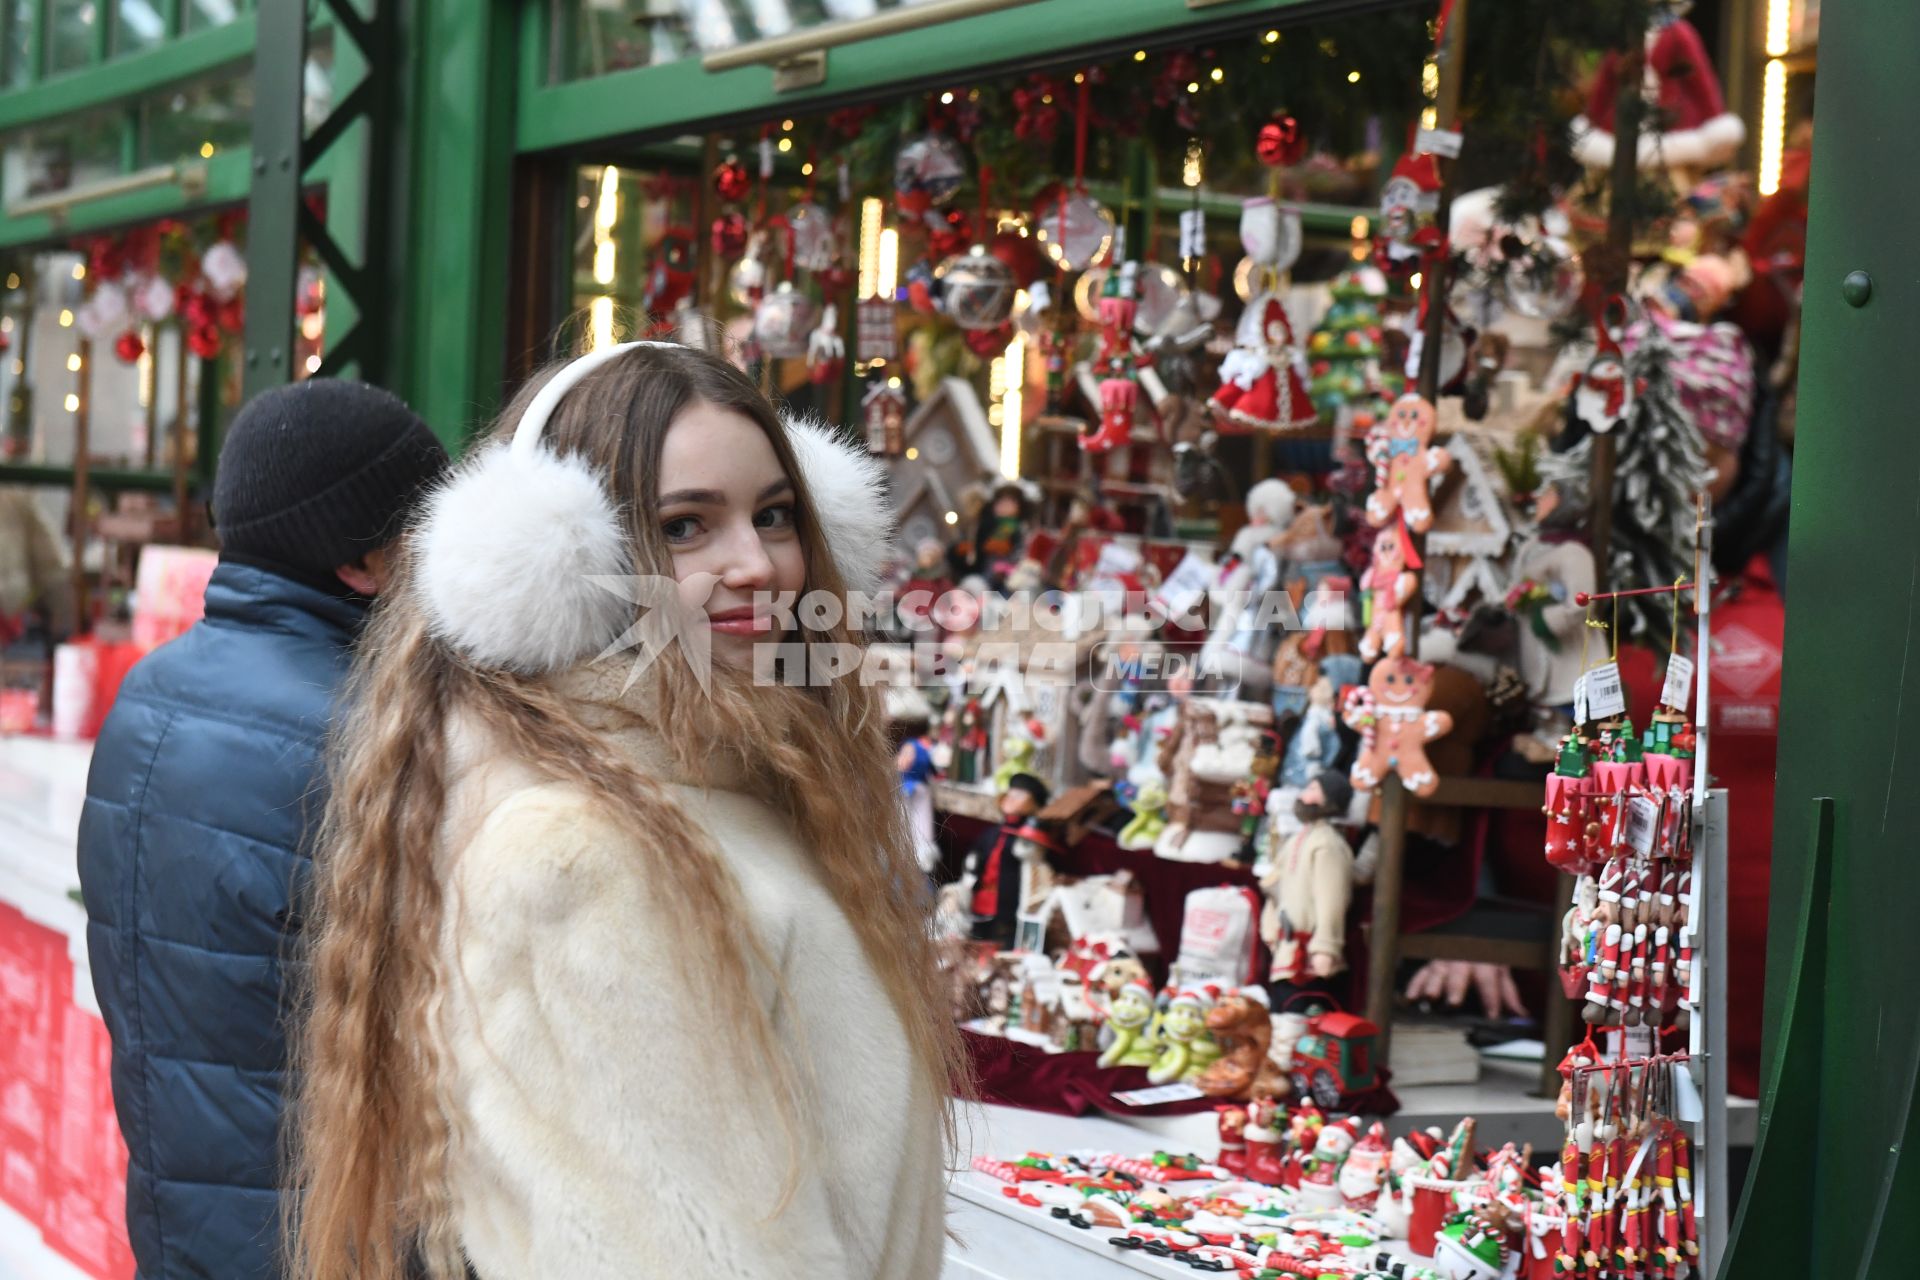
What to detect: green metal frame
<box><xmin>1722</xmin><ymin>0</ymin><xmax>1920</xmax><ymax>1274</ymax></box>
<box><xmin>515</xmin><ymin>0</ymin><xmax>1400</xmax><ymax>155</ymax></box>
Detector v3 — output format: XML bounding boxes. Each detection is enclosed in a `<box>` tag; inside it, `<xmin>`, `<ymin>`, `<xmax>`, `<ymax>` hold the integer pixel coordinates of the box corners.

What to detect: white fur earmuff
<box><xmin>417</xmin><ymin>340</ymin><xmax>896</xmax><ymax>673</ymax></box>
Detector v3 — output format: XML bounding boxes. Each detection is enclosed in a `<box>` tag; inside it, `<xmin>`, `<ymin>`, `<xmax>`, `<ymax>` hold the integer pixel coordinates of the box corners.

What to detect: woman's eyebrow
<box><xmin>758</xmin><ymin>478</ymin><xmax>795</xmax><ymax>502</ymax></box>
<box><xmin>658</xmin><ymin>488</ymin><xmax>726</xmax><ymax>506</ymax></box>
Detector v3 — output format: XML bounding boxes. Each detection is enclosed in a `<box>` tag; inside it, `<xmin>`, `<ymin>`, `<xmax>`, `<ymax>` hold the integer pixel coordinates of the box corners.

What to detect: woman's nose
<box><xmin>715</xmin><ymin>520</ymin><xmax>775</xmax><ymax>590</ymax></box>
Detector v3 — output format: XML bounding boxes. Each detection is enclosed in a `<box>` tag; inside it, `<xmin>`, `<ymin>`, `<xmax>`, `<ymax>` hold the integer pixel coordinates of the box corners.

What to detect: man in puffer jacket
<box><xmin>78</xmin><ymin>379</ymin><xmax>447</xmax><ymax>1278</ymax></box>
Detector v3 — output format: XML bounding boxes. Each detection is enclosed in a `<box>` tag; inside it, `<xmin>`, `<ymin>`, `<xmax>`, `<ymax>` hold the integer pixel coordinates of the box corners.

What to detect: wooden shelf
<box><xmin>1424</xmin><ymin>777</ymin><xmax>1542</xmax><ymax>810</ymax></box>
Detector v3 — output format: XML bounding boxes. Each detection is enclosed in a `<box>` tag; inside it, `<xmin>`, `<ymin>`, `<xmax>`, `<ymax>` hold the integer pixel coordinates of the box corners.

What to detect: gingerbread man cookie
<box><xmin>1343</xmin><ymin>656</ymin><xmax>1452</xmax><ymax>797</ymax></box>
<box><xmin>1359</xmin><ymin>522</ymin><xmax>1420</xmax><ymax>661</ymax></box>
<box><xmin>1364</xmin><ymin>393</ymin><xmax>1452</xmax><ymax>533</ymax></box>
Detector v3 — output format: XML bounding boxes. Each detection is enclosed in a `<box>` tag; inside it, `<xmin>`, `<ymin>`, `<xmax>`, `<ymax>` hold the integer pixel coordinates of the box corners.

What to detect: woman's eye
<box><xmin>662</xmin><ymin>515</ymin><xmax>702</xmax><ymax>543</ymax></box>
<box><xmin>754</xmin><ymin>503</ymin><xmax>797</xmax><ymax>532</ymax></box>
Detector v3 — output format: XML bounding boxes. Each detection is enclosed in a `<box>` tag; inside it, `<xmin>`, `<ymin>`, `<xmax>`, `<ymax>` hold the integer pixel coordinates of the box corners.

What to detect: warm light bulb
<box><xmin>59</xmin><ymin>309</ymin><xmax>74</xmax><ymax>327</ymax></box>
<box><xmin>596</xmin><ymin>166</ymin><xmax>619</xmax><ymax>233</ymax></box>
<box><xmin>877</xmin><ymin>229</ymin><xmax>900</xmax><ymax>299</ymax></box>
<box><xmin>72</xmin><ymin>263</ymin><xmax>86</xmax><ymax>280</ymax></box>
<box><xmin>1263</xmin><ymin>30</ymin><xmax>1279</xmax><ymax>44</ymax></box>
<box><xmin>1210</xmin><ymin>68</ymin><xmax>1224</xmax><ymax>83</ymax></box>
<box><xmin>777</xmin><ymin>137</ymin><xmax>793</xmax><ymax>153</ymax></box>
<box><xmin>1765</xmin><ymin>0</ymin><xmax>1792</xmax><ymax>57</ymax></box>
<box><xmin>200</xmin><ymin>141</ymin><xmax>215</xmax><ymax>158</ymax></box>
<box><xmin>1411</xmin><ymin>272</ymin><xmax>1424</xmax><ymax>290</ymax></box>
<box><xmin>67</xmin><ymin>353</ymin><xmax>82</xmax><ymax>372</ymax></box>
<box><xmin>64</xmin><ymin>393</ymin><xmax>80</xmax><ymax>412</ymax></box>
<box><xmin>594</xmin><ymin>239</ymin><xmax>617</xmax><ymax>285</ymax></box>
<box><xmin>1759</xmin><ymin>59</ymin><xmax>1787</xmax><ymax>196</ymax></box>
<box><xmin>1000</xmin><ymin>334</ymin><xmax>1025</xmax><ymax>480</ymax></box>
<box><xmin>1347</xmin><ymin>70</ymin><xmax>1361</xmax><ymax>84</ymax></box>
<box><xmin>589</xmin><ymin>296</ymin><xmax>615</xmax><ymax>352</ymax></box>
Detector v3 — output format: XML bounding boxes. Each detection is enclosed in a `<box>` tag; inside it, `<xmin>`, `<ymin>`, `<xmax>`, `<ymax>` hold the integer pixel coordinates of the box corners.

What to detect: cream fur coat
<box><xmin>435</xmin><ymin>663</ymin><xmax>947</xmax><ymax>1278</ymax></box>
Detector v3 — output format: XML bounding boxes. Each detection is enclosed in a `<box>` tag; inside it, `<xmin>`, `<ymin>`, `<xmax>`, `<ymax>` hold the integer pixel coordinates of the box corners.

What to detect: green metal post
<box><xmin>240</xmin><ymin>0</ymin><xmax>305</xmax><ymax>401</ymax></box>
<box><xmin>1724</xmin><ymin>0</ymin><xmax>1920</xmax><ymax>1274</ymax></box>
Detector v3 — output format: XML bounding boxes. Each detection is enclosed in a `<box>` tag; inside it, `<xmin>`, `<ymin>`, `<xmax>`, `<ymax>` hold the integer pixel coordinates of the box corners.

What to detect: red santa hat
<box><xmin>1573</xmin><ymin>10</ymin><xmax>1745</xmax><ymax>172</ymax></box>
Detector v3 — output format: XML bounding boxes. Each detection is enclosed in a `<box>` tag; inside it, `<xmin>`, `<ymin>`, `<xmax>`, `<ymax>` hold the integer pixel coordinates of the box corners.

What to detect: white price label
<box><xmin>1112</xmin><ymin>1082</ymin><xmax>1206</xmax><ymax>1107</ymax></box>
<box><xmin>1619</xmin><ymin>1023</ymin><xmax>1654</xmax><ymax>1062</ymax></box>
<box><xmin>1572</xmin><ymin>673</ymin><xmax>1590</xmax><ymax>726</ymax></box>
<box><xmin>1624</xmin><ymin>795</ymin><xmax>1659</xmax><ymax>855</ymax></box>
<box><xmin>1151</xmin><ymin>552</ymin><xmax>1216</xmax><ymax>623</ymax></box>
<box><xmin>1660</xmin><ymin>655</ymin><xmax>1696</xmax><ymax>712</ymax></box>
<box><xmin>1586</xmin><ymin>660</ymin><xmax>1628</xmax><ymax>719</ymax></box>
<box><xmin>1671</xmin><ymin>1061</ymin><xmax>1706</xmax><ymax>1123</ymax></box>
<box><xmin>1415</xmin><ymin>127</ymin><xmax>1465</xmax><ymax>159</ymax></box>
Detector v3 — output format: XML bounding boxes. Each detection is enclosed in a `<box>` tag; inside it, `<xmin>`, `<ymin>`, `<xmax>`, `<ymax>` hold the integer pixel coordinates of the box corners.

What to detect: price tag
<box><xmin>1618</xmin><ymin>1024</ymin><xmax>1654</xmax><ymax>1062</ymax></box>
<box><xmin>1113</xmin><ymin>1082</ymin><xmax>1206</xmax><ymax>1107</ymax></box>
<box><xmin>1586</xmin><ymin>660</ymin><xmax>1628</xmax><ymax>719</ymax></box>
<box><xmin>1660</xmin><ymin>655</ymin><xmax>1696</xmax><ymax>712</ymax></box>
<box><xmin>1150</xmin><ymin>552</ymin><xmax>1215</xmax><ymax>624</ymax></box>
<box><xmin>1415</xmin><ymin>127</ymin><xmax>1465</xmax><ymax>159</ymax></box>
<box><xmin>1671</xmin><ymin>1061</ymin><xmax>1705</xmax><ymax>1123</ymax></box>
<box><xmin>1572</xmin><ymin>673</ymin><xmax>1591</xmax><ymax>726</ymax></box>
<box><xmin>1623</xmin><ymin>795</ymin><xmax>1659</xmax><ymax>855</ymax></box>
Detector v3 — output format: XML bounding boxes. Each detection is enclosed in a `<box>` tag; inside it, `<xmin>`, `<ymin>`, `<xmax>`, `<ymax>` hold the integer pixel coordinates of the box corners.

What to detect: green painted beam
<box><xmin>1737</xmin><ymin>0</ymin><xmax>1920</xmax><ymax>1273</ymax></box>
<box><xmin>397</xmin><ymin>0</ymin><xmax>519</xmax><ymax>445</ymax></box>
<box><xmin>0</xmin><ymin>18</ymin><xmax>253</xmax><ymax>129</ymax></box>
<box><xmin>0</xmin><ymin>463</ymin><xmax>179</xmax><ymax>492</ymax></box>
<box><xmin>516</xmin><ymin>0</ymin><xmax>1407</xmax><ymax>155</ymax></box>
<box><xmin>0</xmin><ymin>145</ymin><xmax>253</xmax><ymax>247</ymax></box>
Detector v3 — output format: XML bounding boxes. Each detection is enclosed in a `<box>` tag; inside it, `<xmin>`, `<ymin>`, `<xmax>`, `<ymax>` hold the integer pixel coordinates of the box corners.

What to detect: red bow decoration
<box><xmin>1257</xmin><ymin>116</ymin><xmax>1307</xmax><ymax>168</ymax></box>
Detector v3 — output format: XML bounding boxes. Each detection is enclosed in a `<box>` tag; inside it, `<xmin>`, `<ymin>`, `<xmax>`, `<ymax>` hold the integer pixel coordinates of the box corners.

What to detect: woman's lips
<box><xmin>707</xmin><ymin>609</ymin><xmax>774</xmax><ymax>637</ymax></box>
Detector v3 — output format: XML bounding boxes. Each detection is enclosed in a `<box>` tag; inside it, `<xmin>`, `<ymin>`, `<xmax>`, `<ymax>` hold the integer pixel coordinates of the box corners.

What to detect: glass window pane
<box><xmin>139</xmin><ymin>68</ymin><xmax>253</xmax><ymax>167</ymax></box>
<box><xmin>182</xmin><ymin>0</ymin><xmax>239</xmax><ymax>33</ymax></box>
<box><xmin>549</xmin><ymin>0</ymin><xmax>951</xmax><ymax>83</ymax></box>
<box><xmin>0</xmin><ymin>109</ymin><xmax>123</xmax><ymax>206</ymax></box>
<box><xmin>112</xmin><ymin>0</ymin><xmax>167</xmax><ymax>58</ymax></box>
<box><xmin>48</xmin><ymin>0</ymin><xmax>99</xmax><ymax>74</ymax></box>
<box><xmin>2</xmin><ymin>0</ymin><xmax>32</xmax><ymax>88</ymax></box>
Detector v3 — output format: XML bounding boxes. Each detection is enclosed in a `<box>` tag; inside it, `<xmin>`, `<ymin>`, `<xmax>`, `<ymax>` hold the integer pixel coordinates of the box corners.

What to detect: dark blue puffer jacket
<box><xmin>78</xmin><ymin>561</ymin><xmax>365</xmax><ymax>1279</ymax></box>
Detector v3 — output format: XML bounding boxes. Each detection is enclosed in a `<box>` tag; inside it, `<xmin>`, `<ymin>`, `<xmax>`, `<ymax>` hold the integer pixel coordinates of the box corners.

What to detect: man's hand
<box><xmin>1309</xmin><ymin>952</ymin><xmax>1339</xmax><ymax>979</ymax></box>
<box><xmin>1404</xmin><ymin>959</ymin><xmax>1529</xmax><ymax>1020</ymax></box>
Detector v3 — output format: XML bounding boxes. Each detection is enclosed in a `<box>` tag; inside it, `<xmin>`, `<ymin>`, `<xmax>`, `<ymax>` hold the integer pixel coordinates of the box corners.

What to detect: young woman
<box><xmin>290</xmin><ymin>342</ymin><xmax>964</xmax><ymax>1279</ymax></box>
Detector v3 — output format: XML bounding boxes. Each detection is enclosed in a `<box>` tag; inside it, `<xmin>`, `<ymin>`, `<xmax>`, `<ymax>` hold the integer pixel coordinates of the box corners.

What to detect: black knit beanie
<box><xmin>212</xmin><ymin>379</ymin><xmax>449</xmax><ymax>577</ymax></box>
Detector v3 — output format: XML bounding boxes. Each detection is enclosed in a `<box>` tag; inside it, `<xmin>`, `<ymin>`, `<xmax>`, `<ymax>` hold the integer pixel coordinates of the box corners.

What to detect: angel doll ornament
<box><xmin>1210</xmin><ymin>295</ymin><xmax>1318</xmax><ymax>433</ymax></box>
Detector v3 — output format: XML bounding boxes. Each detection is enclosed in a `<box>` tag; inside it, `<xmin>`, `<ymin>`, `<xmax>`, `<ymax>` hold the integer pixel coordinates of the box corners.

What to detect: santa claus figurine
<box><xmin>1211</xmin><ymin>295</ymin><xmax>1318</xmax><ymax>433</ymax></box>
<box><xmin>1572</xmin><ymin>0</ymin><xmax>1745</xmax><ymax>177</ymax></box>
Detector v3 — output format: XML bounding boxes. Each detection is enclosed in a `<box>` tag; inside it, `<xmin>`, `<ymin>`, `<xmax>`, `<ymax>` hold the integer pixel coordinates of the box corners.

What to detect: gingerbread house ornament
<box><xmin>1422</xmin><ymin>434</ymin><xmax>1514</xmax><ymax>609</ymax></box>
<box><xmin>863</xmin><ymin>382</ymin><xmax>908</xmax><ymax>456</ymax></box>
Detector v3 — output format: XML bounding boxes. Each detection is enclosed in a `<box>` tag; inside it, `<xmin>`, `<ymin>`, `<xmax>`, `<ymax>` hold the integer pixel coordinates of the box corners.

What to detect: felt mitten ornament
<box><xmin>1359</xmin><ymin>521</ymin><xmax>1421</xmax><ymax>661</ymax></box>
<box><xmin>1364</xmin><ymin>393</ymin><xmax>1452</xmax><ymax>532</ymax></box>
<box><xmin>1343</xmin><ymin>656</ymin><xmax>1453</xmax><ymax>797</ymax></box>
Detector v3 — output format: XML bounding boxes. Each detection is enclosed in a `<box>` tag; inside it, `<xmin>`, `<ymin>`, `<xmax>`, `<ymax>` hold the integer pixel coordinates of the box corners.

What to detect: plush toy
<box><xmin>1097</xmin><ymin>978</ymin><xmax>1162</xmax><ymax>1069</ymax></box>
<box><xmin>1359</xmin><ymin>521</ymin><xmax>1421</xmax><ymax>661</ymax></box>
<box><xmin>1344</xmin><ymin>657</ymin><xmax>1452</xmax><ymax>797</ymax></box>
<box><xmin>1116</xmin><ymin>778</ymin><xmax>1169</xmax><ymax>850</ymax></box>
<box><xmin>1147</xmin><ymin>988</ymin><xmax>1223</xmax><ymax>1085</ymax></box>
<box><xmin>1194</xmin><ymin>988</ymin><xmax>1292</xmax><ymax>1100</ymax></box>
<box><xmin>1364</xmin><ymin>393</ymin><xmax>1452</xmax><ymax>533</ymax></box>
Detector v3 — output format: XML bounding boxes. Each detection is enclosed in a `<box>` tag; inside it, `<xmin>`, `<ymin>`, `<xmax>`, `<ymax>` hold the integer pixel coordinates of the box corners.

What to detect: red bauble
<box><xmin>989</xmin><ymin>230</ymin><xmax>1044</xmax><ymax>283</ymax></box>
<box><xmin>1257</xmin><ymin>116</ymin><xmax>1308</xmax><ymax>168</ymax></box>
<box><xmin>180</xmin><ymin>290</ymin><xmax>213</xmax><ymax>329</ymax></box>
<box><xmin>215</xmin><ymin>300</ymin><xmax>245</xmax><ymax>333</ymax></box>
<box><xmin>964</xmin><ymin>325</ymin><xmax>1012</xmax><ymax>358</ymax></box>
<box><xmin>906</xmin><ymin>279</ymin><xmax>936</xmax><ymax>315</ymax></box>
<box><xmin>928</xmin><ymin>208</ymin><xmax>971</xmax><ymax>260</ymax></box>
<box><xmin>710</xmin><ymin>213</ymin><xmax>748</xmax><ymax>259</ymax></box>
<box><xmin>114</xmin><ymin>331</ymin><xmax>145</xmax><ymax>364</ymax></box>
<box><xmin>187</xmin><ymin>325</ymin><xmax>223</xmax><ymax>360</ymax></box>
<box><xmin>713</xmin><ymin>159</ymin><xmax>751</xmax><ymax>203</ymax></box>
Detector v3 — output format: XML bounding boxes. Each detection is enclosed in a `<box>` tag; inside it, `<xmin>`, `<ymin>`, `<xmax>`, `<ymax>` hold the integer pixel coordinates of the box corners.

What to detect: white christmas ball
<box><xmin>753</xmin><ymin>282</ymin><xmax>818</xmax><ymax>358</ymax></box>
<box><xmin>727</xmin><ymin>255</ymin><xmax>770</xmax><ymax>307</ymax></box>
<box><xmin>200</xmin><ymin>241</ymin><xmax>248</xmax><ymax>302</ymax></box>
<box><xmin>77</xmin><ymin>282</ymin><xmax>130</xmax><ymax>341</ymax></box>
<box><xmin>935</xmin><ymin>247</ymin><xmax>1017</xmax><ymax>331</ymax></box>
<box><xmin>136</xmin><ymin>276</ymin><xmax>176</xmax><ymax>323</ymax></box>
<box><xmin>786</xmin><ymin>202</ymin><xmax>838</xmax><ymax>274</ymax></box>
<box><xmin>1033</xmin><ymin>193</ymin><xmax>1115</xmax><ymax>273</ymax></box>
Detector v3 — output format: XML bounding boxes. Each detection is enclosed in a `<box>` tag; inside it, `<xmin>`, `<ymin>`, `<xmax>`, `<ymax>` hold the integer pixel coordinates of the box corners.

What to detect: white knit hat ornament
<box><xmin>417</xmin><ymin>340</ymin><xmax>893</xmax><ymax>674</ymax></box>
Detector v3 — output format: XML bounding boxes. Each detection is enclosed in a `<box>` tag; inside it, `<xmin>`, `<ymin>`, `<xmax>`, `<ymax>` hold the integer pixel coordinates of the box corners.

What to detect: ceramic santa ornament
<box><xmin>1210</xmin><ymin>295</ymin><xmax>1317</xmax><ymax>432</ymax></box>
<box><xmin>1375</xmin><ymin>149</ymin><xmax>1443</xmax><ymax>276</ymax></box>
<box><xmin>1572</xmin><ymin>0</ymin><xmax>1745</xmax><ymax>176</ymax></box>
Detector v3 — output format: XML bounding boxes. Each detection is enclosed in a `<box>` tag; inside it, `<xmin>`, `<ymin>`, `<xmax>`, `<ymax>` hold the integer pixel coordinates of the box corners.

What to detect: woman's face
<box><xmin>656</xmin><ymin>402</ymin><xmax>808</xmax><ymax>668</ymax></box>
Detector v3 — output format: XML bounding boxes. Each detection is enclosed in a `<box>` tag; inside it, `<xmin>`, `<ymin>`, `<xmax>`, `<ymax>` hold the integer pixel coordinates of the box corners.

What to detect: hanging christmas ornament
<box><xmin>1084</xmin><ymin>265</ymin><xmax>1140</xmax><ymax>454</ymax></box>
<box><xmin>1403</xmin><ymin>302</ymin><xmax>1471</xmax><ymax>394</ymax></box>
<box><xmin>1071</xmin><ymin>268</ymin><xmax>1107</xmax><ymax>323</ymax></box>
<box><xmin>187</xmin><ymin>325</ymin><xmax>223</xmax><ymax>360</ymax></box>
<box><xmin>893</xmin><ymin>133</ymin><xmax>968</xmax><ymax>218</ymax></box>
<box><xmin>1504</xmin><ymin>232</ymin><xmax>1585</xmax><ymax>320</ymax></box>
<box><xmin>1239</xmin><ymin>197</ymin><xmax>1303</xmax><ymax>272</ymax></box>
<box><xmin>988</xmin><ymin>228</ymin><xmax>1044</xmax><ymax>282</ymax></box>
<box><xmin>753</xmin><ymin>282</ymin><xmax>818</xmax><ymax>359</ymax></box>
<box><xmin>786</xmin><ymin>201</ymin><xmax>837</xmax><ymax>274</ymax></box>
<box><xmin>727</xmin><ymin>254</ymin><xmax>770</xmax><ymax>308</ymax></box>
<box><xmin>215</xmin><ymin>298</ymin><xmax>245</xmax><ymax>334</ymax></box>
<box><xmin>1571</xmin><ymin>300</ymin><xmax>1638</xmax><ymax>435</ymax></box>
<box><xmin>1032</xmin><ymin>192</ymin><xmax>1115</xmax><ymax>273</ymax></box>
<box><xmin>1256</xmin><ymin>115</ymin><xmax>1309</xmax><ymax>168</ymax></box>
<box><xmin>935</xmin><ymin>246</ymin><xmax>1017</xmax><ymax>331</ymax></box>
<box><xmin>75</xmin><ymin>282</ymin><xmax>130</xmax><ymax>342</ymax></box>
<box><xmin>136</xmin><ymin>275</ymin><xmax>175</xmax><ymax>324</ymax></box>
<box><xmin>964</xmin><ymin>324</ymin><xmax>1012</xmax><ymax>358</ymax></box>
<box><xmin>806</xmin><ymin>302</ymin><xmax>845</xmax><ymax>385</ymax></box>
<box><xmin>1130</xmin><ymin>262</ymin><xmax>1192</xmax><ymax>340</ymax></box>
<box><xmin>904</xmin><ymin>261</ymin><xmax>938</xmax><ymax>315</ymax></box>
<box><xmin>1013</xmin><ymin>280</ymin><xmax>1053</xmax><ymax>339</ymax></box>
<box><xmin>644</xmin><ymin>226</ymin><xmax>697</xmax><ymax>318</ymax></box>
<box><xmin>1375</xmin><ymin>151</ymin><xmax>1443</xmax><ymax>276</ymax></box>
<box><xmin>712</xmin><ymin>157</ymin><xmax>751</xmax><ymax>203</ymax></box>
<box><xmin>200</xmin><ymin>241</ymin><xmax>248</xmax><ymax>302</ymax></box>
<box><xmin>710</xmin><ymin>212</ymin><xmax>749</xmax><ymax>259</ymax></box>
<box><xmin>1210</xmin><ymin>294</ymin><xmax>1318</xmax><ymax>433</ymax></box>
<box><xmin>927</xmin><ymin>207</ymin><xmax>972</xmax><ymax>260</ymax></box>
<box><xmin>113</xmin><ymin>330</ymin><xmax>145</xmax><ymax>365</ymax></box>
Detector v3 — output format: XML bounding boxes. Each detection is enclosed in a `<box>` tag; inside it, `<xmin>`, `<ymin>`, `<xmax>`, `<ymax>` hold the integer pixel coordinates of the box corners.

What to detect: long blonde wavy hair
<box><xmin>288</xmin><ymin>344</ymin><xmax>967</xmax><ymax>1280</ymax></box>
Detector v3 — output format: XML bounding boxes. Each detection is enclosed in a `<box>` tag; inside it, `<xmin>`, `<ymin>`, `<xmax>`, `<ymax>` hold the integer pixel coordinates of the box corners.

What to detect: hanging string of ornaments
<box><xmin>69</xmin><ymin>212</ymin><xmax>264</xmax><ymax>364</ymax></box>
